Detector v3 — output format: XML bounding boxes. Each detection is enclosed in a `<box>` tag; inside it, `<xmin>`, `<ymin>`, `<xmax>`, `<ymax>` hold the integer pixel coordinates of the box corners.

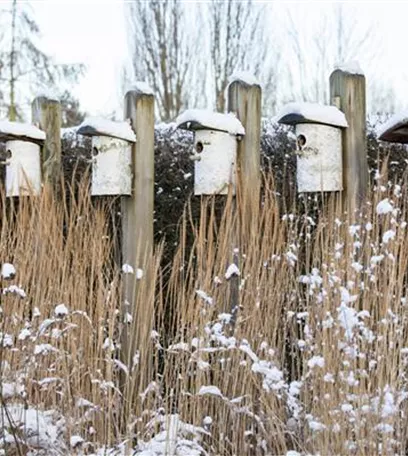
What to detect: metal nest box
<box><xmin>176</xmin><ymin>109</ymin><xmax>245</xmax><ymax>196</ymax></box>
<box><xmin>277</xmin><ymin>102</ymin><xmax>348</xmax><ymax>193</ymax></box>
<box><xmin>77</xmin><ymin>117</ymin><xmax>136</xmax><ymax>196</ymax></box>
<box><xmin>0</xmin><ymin>120</ymin><xmax>45</xmax><ymax>197</ymax></box>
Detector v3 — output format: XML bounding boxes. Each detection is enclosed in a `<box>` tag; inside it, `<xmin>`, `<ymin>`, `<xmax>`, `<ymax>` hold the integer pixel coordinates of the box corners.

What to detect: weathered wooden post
<box><xmin>227</xmin><ymin>74</ymin><xmax>261</xmax><ymax>322</ymax></box>
<box><xmin>32</xmin><ymin>96</ymin><xmax>62</xmax><ymax>196</ymax></box>
<box><xmin>329</xmin><ymin>67</ymin><xmax>368</xmax><ymax>215</ymax></box>
<box><xmin>121</xmin><ymin>86</ymin><xmax>155</xmax><ymax>386</ymax></box>
<box><xmin>227</xmin><ymin>74</ymin><xmax>262</xmax><ymax>221</ymax></box>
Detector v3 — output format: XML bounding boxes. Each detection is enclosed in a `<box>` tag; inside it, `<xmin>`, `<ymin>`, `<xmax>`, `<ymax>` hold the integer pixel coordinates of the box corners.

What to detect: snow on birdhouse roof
<box><xmin>228</xmin><ymin>71</ymin><xmax>260</xmax><ymax>87</ymax></box>
<box><xmin>176</xmin><ymin>109</ymin><xmax>245</xmax><ymax>136</ymax></box>
<box><xmin>276</xmin><ymin>102</ymin><xmax>348</xmax><ymax>128</ymax></box>
<box><xmin>377</xmin><ymin>111</ymin><xmax>408</xmax><ymax>143</ymax></box>
<box><xmin>77</xmin><ymin>117</ymin><xmax>136</xmax><ymax>142</ymax></box>
<box><xmin>334</xmin><ymin>61</ymin><xmax>364</xmax><ymax>76</ymax></box>
<box><xmin>0</xmin><ymin>120</ymin><xmax>45</xmax><ymax>143</ymax></box>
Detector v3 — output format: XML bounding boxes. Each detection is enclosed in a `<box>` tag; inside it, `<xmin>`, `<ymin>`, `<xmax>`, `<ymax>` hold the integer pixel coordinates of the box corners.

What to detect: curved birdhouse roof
<box><xmin>176</xmin><ymin>109</ymin><xmax>245</xmax><ymax>136</ymax></box>
<box><xmin>277</xmin><ymin>102</ymin><xmax>348</xmax><ymax>129</ymax></box>
<box><xmin>377</xmin><ymin>111</ymin><xmax>408</xmax><ymax>143</ymax></box>
<box><xmin>0</xmin><ymin>121</ymin><xmax>45</xmax><ymax>144</ymax></box>
<box><xmin>77</xmin><ymin>117</ymin><xmax>136</xmax><ymax>142</ymax></box>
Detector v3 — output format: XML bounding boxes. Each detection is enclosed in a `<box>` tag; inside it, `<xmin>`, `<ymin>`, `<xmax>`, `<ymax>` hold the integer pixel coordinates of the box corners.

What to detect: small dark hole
<box><xmin>6</xmin><ymin>150</ymin><xmax>12</xmax><ymax>159</ymax></box>
<box><xmin>297</xmin><ymin>134</ymin><xmax>306</xmax><ymax>149</ymax></box>
<box><xmin>92</xmin><ymin>147</ymin><xmax>99</xmax><ymax>157</ymax></box>
<box><xmin>196</xmin><ymin>142</ymin><xmax>204</xmax><ymax>153</ymax></box>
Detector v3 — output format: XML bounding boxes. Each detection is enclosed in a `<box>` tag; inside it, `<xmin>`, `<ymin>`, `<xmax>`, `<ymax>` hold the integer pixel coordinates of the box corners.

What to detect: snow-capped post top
<box><xmin>0</xmin><ymin>120</ymin><xmax>45</xmax><ymax>144</ymax></box>
<box><xmin>77</xmin><ymin>117</ymin><xmax>136</xmax><ymax>143</ymax></box>
<box><xmin>228</xmin><ymin>71</ymin><xmax>261</xmax><ymax>88</ymax></box>
<box><xmin>176</xmin><ymin>109</ymin><xmax>245</xmax><ymax>137</ymax></box>
<box><xmin>334</xmin><ymin>61</ymin><xmax>365</xmax><ymax>76</ymax></box>
<box><xmin>277</xmin><ymin>102</ymin><xmax>348</xmax><ymax>129</ymax></box>
<box><xmin>377</xmin><ymin>111</ymin><xmax>408</xmax><ymax>144</ymax></box>
<box><xmin>128</xmin><ymin>81</ymin><xmax>154</xmax><ymax>96</ymax></box>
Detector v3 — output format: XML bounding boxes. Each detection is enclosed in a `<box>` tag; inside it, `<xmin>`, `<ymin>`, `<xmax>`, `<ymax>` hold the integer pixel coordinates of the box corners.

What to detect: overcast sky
<box><xmin>32</xmin><ymin>0</ymin><xmax>408</xmax><ymax>118</ymax></box>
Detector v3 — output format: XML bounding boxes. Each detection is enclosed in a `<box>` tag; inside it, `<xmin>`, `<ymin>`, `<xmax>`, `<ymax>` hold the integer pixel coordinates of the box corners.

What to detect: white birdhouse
<box><xmin>277</xmin><ymin>102</ymin><xmax>348</xmax><ymax>193</ymax></box>
<box><xmin>377</xmin><ymin>112</ymin><xmax>408</xmax><ymax>144</ymax></box>
<box><xmin>0</xmin><ymin>121</ymin><xmax>45</xmax><ymax>197</ymax></box>
<box><xmin>176</xmin><ymin>109</ymin><xmax>245</xmax><ymax>195</ymax></box>
<box><xmin>77</xmin><ymin>117</ymin><xmax>136</xmax><ymax>196</ymax></box>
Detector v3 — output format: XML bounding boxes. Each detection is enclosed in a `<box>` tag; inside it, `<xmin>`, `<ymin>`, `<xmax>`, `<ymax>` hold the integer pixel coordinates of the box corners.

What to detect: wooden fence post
<box><xmin>32</xmin><ymin>96</ymin><xmax>62</xmax><ymax>196</ymax></box>
<box><xmin>227</xmin><ymin>76</ymin><xmax>261</xmax><ymax>323</ymax></box>
<box><xmin>121</xmin><ymin>88</ymin><xmax>155</xmax><ymax>382</ymax></box>
<box><xmin>329</xmin><ymin>69</ymin><xmax>368</xmax><ymax>216</ymax></box>
<box><xmin>227</xmin><ymin>78</ymin><xmax>262</xmax><ymax>218</ymax></box>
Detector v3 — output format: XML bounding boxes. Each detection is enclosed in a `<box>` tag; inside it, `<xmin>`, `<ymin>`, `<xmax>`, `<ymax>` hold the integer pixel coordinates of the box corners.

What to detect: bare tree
<box><xmin>125</xmin><ymin>0</ymin><xmax>200</xmax><ymax>122</ymax></box>
<box><xmin>0</xmin><ymin>0</ymin><xmax>84</xmax><ymax>120</ymax></box>
<box><xmin>208</xmin><ymin>0</ymin><xmax>279</xmax><ymax>114</ymax></box>
<box><xmin>284</xmin><ymin>3</ymin><xmax>381</xmax><ymax>106</ymax></box>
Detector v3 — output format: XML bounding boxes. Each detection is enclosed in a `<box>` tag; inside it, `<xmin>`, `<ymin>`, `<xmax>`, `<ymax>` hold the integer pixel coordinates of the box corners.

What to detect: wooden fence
<box><xmin>0</xmin><ymin>68</ymin><xmax>372</xmax><ymax>389</ymax></box>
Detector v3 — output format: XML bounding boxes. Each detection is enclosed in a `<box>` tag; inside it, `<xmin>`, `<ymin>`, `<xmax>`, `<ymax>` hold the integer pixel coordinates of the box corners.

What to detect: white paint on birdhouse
<box><xmin>0</xmin><ymin>121</ymin><xmax>45</xmax><ymax>197</ymax></box>
<box><xmin>194</xmin><ymin>130</ymin><xmax>237</xmax><ymax>195</ymax></box>
<box><xmin>295</xmin><ymin>123</ymin><xmax>343</xmax><ymax>193</ymax></box>
<box><xmin>277</xmin><ymin>102</ymin><xmax>348</xmax><ymax>193</ymax></box>
<box><xmin>175</xmin><ymin>109</ymin><xmax>244</xmax><ymax>196</ymax></box>
<box><xmin>91</xmin><ymin>136</ymin><xmax>132</xmax><ymax>196</ymax></box>
<box><xmin>77</xmin><ymin>117</ymin><xmax>136</xmax><ymax>196</ymax></box>
<box><xmin>5</xmin><ymin>140</ymin><xmax>42</xmax><ymax>197</ymax></box>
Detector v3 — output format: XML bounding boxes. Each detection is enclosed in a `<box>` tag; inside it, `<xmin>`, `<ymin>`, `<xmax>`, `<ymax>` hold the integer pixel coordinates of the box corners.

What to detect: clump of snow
<box><xmin>228</xmin><ymin>71</ymin><xmax>260</xmax><ymax>87</ymax></box>
<box><xmin>195</xmin><ymin>289</ymin><xmax>213</xmax><ymax>305</ymax></box>
<box><xmin>1</xmin><ymin>263</ymin><xmax>15</xmax><ymax>279</ymax></box>
<box><xmin>134</xmin><ymin>414</ymin><xmax>207</xmax><ymax>456</ymax></box>
<box><xmin>0</xmin><ymin>404</ymin><xmax>67</xmax><ymax>454</ymax></box>
<box><xmin>0</xmin><ymin>120</ymin><xmax>45</xmax><ymax>141</ymax></box>
<box><xmin>3</xmin><ymin>285</ymin><xmax>26</xmax><ymax>298</ymax></box>
<box><xmin>334</xmin><ymin>61</ymin><xmax>364</xmax><ymax>75</ymax></box>
<box><xmin>54</xmin><ymin>303</ymin><xmax>69</xmax><ymax>317</ymax></box>
<box><xmin>382</xmin><ymin>229</ymin><xmax>396</xmax><ymax>244</ymax></box>
<box><xmin>1</xmin><ymin>381</ymin><xmax>25</xmax><ymax>399</ymax></box>
<box><xmin>136</xmin><ymin>268</ymin><xmax>144</xmax><ymax>279</ymax></box>
<box><xmin>77</xmin><ymin>117</ymin><xmax>136</xmax><ymax>142</ymax></box>
<box><xmin>307</xmin><ymin>356</ymin><xmax>325</xmax><ymax>369</ymax></box>
<box><xmin>128</xmin><ymin>81</ymin><xmax>154</xmax><ymax>96</ymax></box>
<box><xmin>197</xmin><ymin>385</ymin><xmax>224</xmax><ymax>398</ymax></box>
<box><xmin>176</xmin><ymin>109</ymin><xmax>245</xmax><ymax>136</ymax></box>
<box><xmin>122</xmin><ymin>264</ymin><xmax>134</xmax><ymax>274</ymax></box>
<box><xmin>376</xmin><ymin>198</ymin><xmax>393</xmax><ymax>215</ymax></box>
<box><xmin>225</xmin><ymin>263</ymin><xmax>240</xmax><ymax>279</ymax></box>
<box><xmin>34</xmin><ymin>89</ymin><xmax>60</xmax><ymax>102</ymax></box>
<box><xmin>34</xmin><ymin>344</ymin><xmax>59</xmax><ymax>355</ymax></box>
<box><xmin>203</xmin><ymin>416</ymin><xmax>213</xmax><ymax>426</ymax></box>
<box><xmin>276</xmin><ymin>102</ymin><xmax>348</xmax><ymax>128</ymax></box>
<box><xmin>70</xmin><ymin>435</ymin><xmax>84</xmax><ymax>448</ymax></box>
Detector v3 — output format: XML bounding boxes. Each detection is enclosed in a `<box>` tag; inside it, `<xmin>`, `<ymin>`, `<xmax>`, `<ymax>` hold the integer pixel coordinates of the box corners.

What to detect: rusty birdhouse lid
<box><xmin>0</xmin><ymin>120</ymin><xmax>45</xmax><ymax>144</ymax></box>
<box><xmin>176</xmin><ymin>109</ymin><xmax>245</xmax><ymax>136</ymax></box>
<box><xmin>377</xmin><ymin>112</ymin><xmax>408</xmax><ymax>143</ymax></box>
<box><xmin>77</xmin><ymin>117</ymin><xmax>136</xmax><ymax>142</ymax></box>
<box><xmin>277</xmin><ymin>102</ymin><xmax>348</xmax><ymax>129</ymax></box>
